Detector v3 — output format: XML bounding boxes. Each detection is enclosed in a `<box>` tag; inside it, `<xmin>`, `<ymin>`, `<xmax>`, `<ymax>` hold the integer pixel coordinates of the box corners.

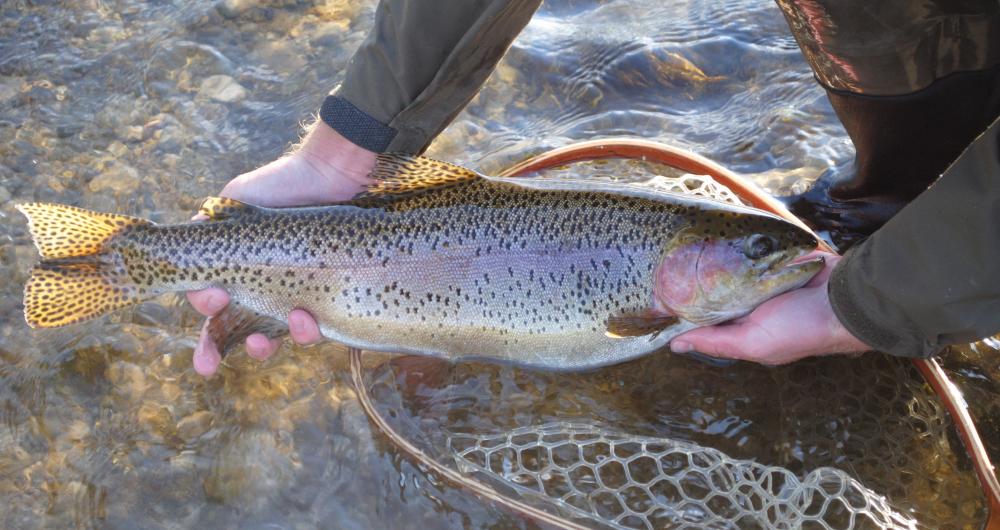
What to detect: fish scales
<box><xmin>19</xmin><ymin>154</ymin><xmax>822</xmax><ymax>370</ymax></box>
<box><xmin>123</xmin><ymin>181</ymin><xmax>685</xmax><ymax>367</ymax></box>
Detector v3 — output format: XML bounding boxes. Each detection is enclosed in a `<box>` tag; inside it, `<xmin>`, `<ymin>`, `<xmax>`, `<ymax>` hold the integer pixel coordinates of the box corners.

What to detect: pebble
<box><xmin>216</xmin><ymin>0</ymin><xmax>274</xmax><ymax>23</ymax></box>
<box><xmin>106</xmin><ymin>141</ymin><xmax>128</xmax><ymax>158</ymax></box>
<box><xmin>55</xmin><ymin>123</ymin><xmax>83</xmax><ymax>138</ymax></box>
<box><xmin>121</xmin><ymin>125</ymin><xmax>144</xmax><ymax>142</ymax></box>
<box><xmin>255</xmin><ymin>41</ymin><xmax>306</xmax><ymax>75</ymax></box>
<box><xmin>0</xmin><ymin>77</ymin><xmax>21</xmax><ymax>108</ymax></box>
<box><xmin>88</xmin><ymin>162</ymin><xmax>140</xmax><ymax>193</ymax></box>
<box><xmin>198</xmin><ymin>75</ymin><xmax>247</xmax><ymax>103</ymax></box>
<box><xmin>160</xmin><ymin>383</ymin><xmax>182</xmax><ymax>403</ymax></box>
<box><xmin>138</xmin><ymin>403</ymin><xmax>174</xmax><ymax>438</ymax></box>
<box><xmin>105</xmin><ymin>360</ymin><xmax>147</xmax><ymax>398</ymax></box>
<box><xmin>204</xmin><ymin>429</ymin><xmax>295</xmax><ymax>508</ymax></box>
<box><xmin>215</xmin><ymin>0</ymin><xmax>251</xmax><ymax>19</ymax></box>
<box><xmin>65</xmin><ymin>420</ymin><xmax>91</xmax><ymax>443</ymax></box>
<box><xmin>177</xmin><ymin>411</ymin><xmax>213</xmax><ymax>441</ymax></box>
<box><xmin>162</xmin><ymin>153</ymin><xmax>181</xmax><ymax>170</ymax></box>
<box><xmin>88</xmin><ymin>24</ymin><xmax>126</xmax><ymax>44</ymax></box>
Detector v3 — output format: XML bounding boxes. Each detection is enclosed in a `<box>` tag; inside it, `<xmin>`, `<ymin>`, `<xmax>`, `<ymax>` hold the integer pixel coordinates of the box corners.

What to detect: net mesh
<box><xmin>447</xmin><ymin>422</ymin><xmax>918</xmax><ymax>530</ymax></box>
<box><xmin>639</xmin><ymin>174</ymin><xmax>747</xmax><ymax>207</ymax></box>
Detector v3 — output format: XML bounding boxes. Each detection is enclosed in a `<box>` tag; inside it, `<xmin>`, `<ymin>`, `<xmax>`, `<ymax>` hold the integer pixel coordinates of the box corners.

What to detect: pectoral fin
<box><xmin>605</xmin><ymin>310</ymin><xmax>679</xmax><ymax>338</ymax></box>
<box><xmin>205</xmin><ymin>304</ymin><xmax>288</xmax><ymax>358</ymax></box>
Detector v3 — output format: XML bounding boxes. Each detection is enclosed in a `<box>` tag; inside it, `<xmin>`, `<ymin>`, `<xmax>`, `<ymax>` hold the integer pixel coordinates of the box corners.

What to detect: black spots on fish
<box><xmin>113</xmin><ymin>177</ymin><xmax>685</xmax><ymax>346</ymax></box>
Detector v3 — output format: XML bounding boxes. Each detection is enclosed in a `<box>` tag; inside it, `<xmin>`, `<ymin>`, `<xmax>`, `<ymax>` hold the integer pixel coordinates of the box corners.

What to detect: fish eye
<box><xmin>743</xmin><ymin>234</ymin><xmax>778</xmax><ymax>259</ymax></box>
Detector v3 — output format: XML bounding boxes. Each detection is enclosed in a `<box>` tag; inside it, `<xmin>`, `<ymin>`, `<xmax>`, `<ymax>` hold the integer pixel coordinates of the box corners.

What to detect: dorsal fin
<box><xmin>358</xmin><ymin>154</ymin><xmax>482</xmax><ymax>199</ymax></box>
<box><xmin>198</xmin><ymin>197</ymin><xmax>262</xmax><ymax>220</ymax></box>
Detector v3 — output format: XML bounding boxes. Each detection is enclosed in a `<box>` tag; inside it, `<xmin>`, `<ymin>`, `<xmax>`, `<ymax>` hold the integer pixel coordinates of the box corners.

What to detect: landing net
<box><xmin>447</xmin><ymin>422</ymin><xmax>917</xmax><ymax>529</ymax></box>
<box><xmin>349</xmin><ymin>164</ymin><xmax>986</xmax><ymax>529</ymax></box>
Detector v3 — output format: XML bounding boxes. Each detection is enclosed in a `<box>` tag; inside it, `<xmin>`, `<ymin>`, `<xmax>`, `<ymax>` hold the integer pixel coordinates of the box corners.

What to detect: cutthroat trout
<box><xmin>19</xmin><ymin>154</ymin><xmax>822</xmax><ymax>369</ymax></box>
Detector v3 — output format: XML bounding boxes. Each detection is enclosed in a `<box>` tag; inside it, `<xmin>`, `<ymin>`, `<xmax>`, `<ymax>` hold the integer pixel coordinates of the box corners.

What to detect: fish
<box><xmin>17</xmin><ymin>154</ymin><xmax>823</xmax><ymax>370</ymax></box>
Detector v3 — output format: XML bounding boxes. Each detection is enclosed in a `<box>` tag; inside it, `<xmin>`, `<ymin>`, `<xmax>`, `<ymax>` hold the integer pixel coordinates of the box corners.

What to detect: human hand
<box><xmin>186</xmin><ymin>123</ymin><xmax>377</xmax><ymax>375</ymax></box>
<box><xmin>669</xmin><ymin>251</ymin><xmax>871</xmax><ymax>365</ymax></box>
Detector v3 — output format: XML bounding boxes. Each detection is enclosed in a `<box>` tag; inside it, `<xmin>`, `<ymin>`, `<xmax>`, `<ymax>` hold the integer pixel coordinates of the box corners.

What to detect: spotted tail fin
<box><xmin>17</xmin><ymin>203</ymin><xmax>149</xmax><ymax>328</ymax></box>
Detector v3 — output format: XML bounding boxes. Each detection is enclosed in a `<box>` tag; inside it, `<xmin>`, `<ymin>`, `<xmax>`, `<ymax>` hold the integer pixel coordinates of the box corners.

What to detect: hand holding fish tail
<box><xmin>186</xmin><ymin>122</ymin><xmax>376</xmax><ymax>376</ymax></box>
<box><xmin>670</xmin><ymin>252</ymin><xmax>871</xmax><ymax>365</ymax></box>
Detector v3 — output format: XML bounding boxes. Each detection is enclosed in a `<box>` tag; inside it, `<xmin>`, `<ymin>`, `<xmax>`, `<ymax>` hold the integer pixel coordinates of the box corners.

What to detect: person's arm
<box><xmin>828</xmin><ymin>115</ymin><xmax>1000</xmax><ymax>358</ymax></box>
<box><xmin>326</xmin><ymin>0</ymin><xmax>542</xmax><ymax>154</ymax></box>
<box><xmin>672</xmin><ymin>116</ymin><xmax>1000</xmax><ymax>363</ymax></box>
<box><xmin>187</xmin><ymin>0</ymin><xmax>542</xmax><ymax>376</ymax></box>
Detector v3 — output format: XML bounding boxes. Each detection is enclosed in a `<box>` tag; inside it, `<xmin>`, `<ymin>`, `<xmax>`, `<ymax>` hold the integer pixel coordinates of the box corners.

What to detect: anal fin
<box><xmin>205</xmin><ymin>304</ymin><xmax>288</xmax><ymax>358</ymax></box>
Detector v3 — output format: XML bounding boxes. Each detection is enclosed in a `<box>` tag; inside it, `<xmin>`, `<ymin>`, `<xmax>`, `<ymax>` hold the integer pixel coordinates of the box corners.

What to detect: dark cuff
<box><xmin>827</xmin><ymin>246</ymin><xmax>940</xmax><ymax>359</ymax></box>
<box><xmin>319</xmin><ymin>95</ymin><xmax>397</xmax><ymax>153</ymax></box>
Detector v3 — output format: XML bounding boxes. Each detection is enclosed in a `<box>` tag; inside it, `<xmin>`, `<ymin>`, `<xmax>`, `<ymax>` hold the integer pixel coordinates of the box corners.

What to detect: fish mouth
<box><xmin>765</xmin><ymin>253</ymin><xmax>825</xmax><ymax>289</ymax></box>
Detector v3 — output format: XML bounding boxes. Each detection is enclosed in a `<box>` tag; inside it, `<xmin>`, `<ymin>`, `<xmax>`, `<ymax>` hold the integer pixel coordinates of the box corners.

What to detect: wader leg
<box><xmin>773</xmin><ymin>0</ymin><xmax>1000</xmax><ymax>246</ymax></box>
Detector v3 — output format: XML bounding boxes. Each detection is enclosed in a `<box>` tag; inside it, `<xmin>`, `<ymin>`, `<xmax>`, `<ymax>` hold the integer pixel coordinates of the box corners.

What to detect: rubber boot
<box><xmin>787</xmin><ymin>66</ymin><xmax>1000</xmax><ymax>249</ymax></box>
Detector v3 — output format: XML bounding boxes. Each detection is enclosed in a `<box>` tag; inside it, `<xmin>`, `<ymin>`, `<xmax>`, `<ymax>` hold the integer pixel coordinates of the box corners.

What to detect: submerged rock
<box><xmin>0</xmin><ymin>77</ymin><xmax>21</xmax><ymax>108</ymax></box>
<box><xmin>176</xmin><ymin>411</ymin><xmax>213</xmax><ymax>441</ymax></box>
<box><xmin>198</xmin><ymin>75</ymin><xmax>247</xmax><ymax>103</ymax></box>
<box><xmin>88</xmin><ymin>162</ymin><xmax>140</xmax><ymax>194</ymax></box>
<box><xmin>203</xmin><ymin>429</ymin><xmax>297</xmax><ymax>509</ymax></box>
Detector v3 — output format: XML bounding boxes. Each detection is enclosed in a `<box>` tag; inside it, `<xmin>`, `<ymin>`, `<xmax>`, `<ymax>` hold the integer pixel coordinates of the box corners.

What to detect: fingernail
<box><xmin>671</xmin><ymin>340</ymin><xmax>692</xmax><ymax>354</ymax></box>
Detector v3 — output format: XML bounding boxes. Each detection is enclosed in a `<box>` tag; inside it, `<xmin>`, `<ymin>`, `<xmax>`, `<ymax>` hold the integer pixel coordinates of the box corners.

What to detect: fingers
<box><xmin>670</xmin><ymin>324</ymin><xmax>760</xmax><ymax>363</ymax></box>
<box><xmin>288</xmin><ymin>309</ymin><xmax>321</xmax><ymax>345</ymax></box>
<box><xmin>192</xmin><ymin>328</ymin><xmax>280</xmax><ymax>377</ymax></box>
<box><xmin>194</xmin><ymin>319</ymin><xmax>223</xmax><ymax>376</ymax></box>
<box><xmin>186</xmin><ymin>288</ymin><xmax>230</xmax><ymax>317</ymax></box>
<box><xmin>192</xmin><ymin>308</ymin><xmax>318</xmax><ymax>377</ymax></box>
<box><xmin>246</xmin><ymin>333</ymin><xmax>282</xmax><ymax>360</ymax></box>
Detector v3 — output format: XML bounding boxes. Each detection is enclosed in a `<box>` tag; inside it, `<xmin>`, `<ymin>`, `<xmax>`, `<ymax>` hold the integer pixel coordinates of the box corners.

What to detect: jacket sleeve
<box><xmin>319</xmin><ymin>0</ymin><xmax>542</xmax><ymax>154</ymax></box>
<box><xmin>829</xmin><ymin>115</ymin><xmax>1000</xmax><ymax>358</ymax></box>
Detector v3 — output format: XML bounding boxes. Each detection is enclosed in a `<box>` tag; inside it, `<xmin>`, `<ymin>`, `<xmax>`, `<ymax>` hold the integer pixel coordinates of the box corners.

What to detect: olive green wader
<box><xmin>318</xmin><ymin>0</ymin><xmax>1000</xmax><ymax>360</ymax></box>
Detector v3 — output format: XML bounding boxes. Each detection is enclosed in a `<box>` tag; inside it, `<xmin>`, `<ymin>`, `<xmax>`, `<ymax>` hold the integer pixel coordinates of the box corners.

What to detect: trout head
<box><xmin>655</xmin><ymin>211</ymin><xmax>823</xmax><ymax>326</ymax></box>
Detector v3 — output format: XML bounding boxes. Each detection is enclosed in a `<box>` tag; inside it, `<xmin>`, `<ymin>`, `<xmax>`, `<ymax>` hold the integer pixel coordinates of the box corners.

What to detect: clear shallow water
<box><xmin>0</xmin><ymin>0</ymin><xmax>994</xmax><ymax>528</ymax></box>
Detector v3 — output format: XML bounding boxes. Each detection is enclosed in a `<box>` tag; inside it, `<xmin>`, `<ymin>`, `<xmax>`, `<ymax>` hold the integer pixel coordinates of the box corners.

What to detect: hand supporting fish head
<box><xmin>655</xmin><ymin>212</ymin><xmax>824</xmax><ymax>326</ymax></box>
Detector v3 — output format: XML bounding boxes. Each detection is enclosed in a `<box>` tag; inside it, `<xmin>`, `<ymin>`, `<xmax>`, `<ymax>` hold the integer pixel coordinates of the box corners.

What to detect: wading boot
<box><xmin>773</xmin><ymin>0</ymin><xmax>1000</xmax><ymax>249</ymax></box>
<box><xmin>787</xmin><ymin>66</ymin><xmax>1000</xmax><ymax>249</ymax></box>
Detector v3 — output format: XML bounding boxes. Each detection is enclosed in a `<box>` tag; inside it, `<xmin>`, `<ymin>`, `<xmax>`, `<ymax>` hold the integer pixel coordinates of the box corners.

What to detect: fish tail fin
<box><xmin>16</xmin><ymin>202</ymin><xmax>149</xmax><ymax>259</ymax></box>
<box><xmin>17</xmin><ymin>203</ymin><xmax>149</xmax><ymax>328</ymax></box>
<box><xmin>24</xmin><ymin>260</ymin><xmax>141</xmax><ymax>328</ymax></box>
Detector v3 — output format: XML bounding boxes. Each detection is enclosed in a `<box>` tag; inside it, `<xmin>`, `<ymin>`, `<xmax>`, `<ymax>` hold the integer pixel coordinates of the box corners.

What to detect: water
<box><xmin>0</xmin><ymin>0</ymin><xmax>993</xmax><ymax>528</ymax></box>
